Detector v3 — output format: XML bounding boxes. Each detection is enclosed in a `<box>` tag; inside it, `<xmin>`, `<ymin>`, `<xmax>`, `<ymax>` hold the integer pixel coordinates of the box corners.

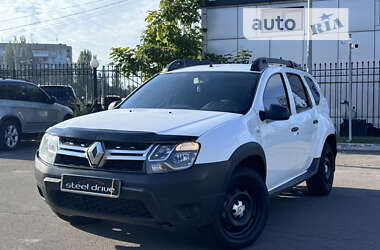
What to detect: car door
<box><xmin>259</xmin><ymin>73</ymin><xmax>302</xmax><ymax>189</ymax></box>
<box><xmin>284</xmin><ymin>73</ymin><xmax>315</xmax><ymax>173</ymax></box>
<box><xmin>21</xmin><ymin>84</ymin><xmax>58</xmax><ymax>132</ymax></box>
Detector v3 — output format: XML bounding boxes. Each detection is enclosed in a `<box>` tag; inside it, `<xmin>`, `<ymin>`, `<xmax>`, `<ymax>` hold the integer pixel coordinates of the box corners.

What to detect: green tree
<box><xmin>3</xmin><ymin>36</ymin><xmax>34</xmax><ymax>69</ymax></box>
<box><xmin>77</xmin><ymin>49</ymin><xmax>92</xmax><ymax>65</ymax></box>
<box><xmin>3</xmin><ymin>42</ymin><xmax>15</xmax><ymax>69</ymax></box>
<box><xmin>110</xmin><ymin>0</ymin><xmax>203</xmax><ymax>79</ymax></box>
<box><xmin>74</xmin><ymin>50</ymin><xmax>93</xmax><ymax>102</ymax></box>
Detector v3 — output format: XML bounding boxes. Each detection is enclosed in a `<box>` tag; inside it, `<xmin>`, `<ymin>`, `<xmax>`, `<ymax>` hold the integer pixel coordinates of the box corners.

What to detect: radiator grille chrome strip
<box><xmin>57</xmin><ymin>140</ymin><xmax>153</xmax><ymax>161</ymax></box>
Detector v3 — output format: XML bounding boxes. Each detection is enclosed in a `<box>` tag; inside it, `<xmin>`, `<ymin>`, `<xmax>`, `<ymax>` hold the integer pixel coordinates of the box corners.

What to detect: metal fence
<box><xmin>312</xmin><ymin>61</ymin><xmax>380</xmax><ymax>137</ymax></box>
<box><xmin>0</xmin><ymin>64</ymin><xmax>144</xmax><ymax>105</ymax></box>
<box><xmin>1</xmin><ymin>61</ymin><xmax>380</xmax><ymax>136</ymax></box>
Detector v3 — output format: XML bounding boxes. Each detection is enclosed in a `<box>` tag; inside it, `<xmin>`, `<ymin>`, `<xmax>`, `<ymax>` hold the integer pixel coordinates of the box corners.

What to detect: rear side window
<box><xmin>286</xmin><ymin>73</ymin><xmax>311</xmax><ymax>113</ymax></box>
<box><xmin>304</xmin><ymin>77</ymin><xmax>320</xmax><ymax>105</ymax></box>
<box><xmin>0</xmin><ymin>82</ymin><xmax>25</xmax><ymax>101</ymax></box>
<box><xmin>0</xmin><ymin>83</ymin><xmax>8</xmax><ymax>99</ymax></box>
<box><xmin>263</xmin><ymin>74</ymin><xmax>290</xmax><ymax>112</ymax></box>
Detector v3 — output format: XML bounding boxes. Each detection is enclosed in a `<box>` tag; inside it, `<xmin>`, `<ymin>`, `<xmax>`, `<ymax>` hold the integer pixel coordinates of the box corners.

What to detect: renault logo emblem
<box><xmin>86</xmin><ymin>142</ymin><xmax>106</xmax><ymax>167</ymax></box>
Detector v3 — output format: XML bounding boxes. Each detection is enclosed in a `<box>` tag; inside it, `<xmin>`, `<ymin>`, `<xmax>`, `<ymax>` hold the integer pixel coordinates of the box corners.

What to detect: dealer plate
<box><xmin>60</xmin><ymin>175</ymin><xmax>121</xmax><ymax>198</ymax></box>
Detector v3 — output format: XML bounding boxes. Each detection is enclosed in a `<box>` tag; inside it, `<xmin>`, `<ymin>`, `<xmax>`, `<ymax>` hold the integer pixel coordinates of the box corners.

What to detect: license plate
<box><xmin>60</xmin><ymin>175</ymin><xmax>121</xmax><ymax>198</ymax></box>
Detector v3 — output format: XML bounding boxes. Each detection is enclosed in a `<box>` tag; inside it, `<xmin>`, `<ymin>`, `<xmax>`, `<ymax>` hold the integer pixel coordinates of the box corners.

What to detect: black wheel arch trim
<box><xmin>222</xmin><ymin>142</ymin><xmax>267</xmax><ymax>192</ymax></box>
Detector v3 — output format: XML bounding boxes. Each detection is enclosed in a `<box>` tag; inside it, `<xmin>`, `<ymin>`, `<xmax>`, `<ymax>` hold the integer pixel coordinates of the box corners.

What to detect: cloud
<box><xmin>0</xmin><ymin>0</ymin><xmax>160</xmax><ymax>65</ymax></box>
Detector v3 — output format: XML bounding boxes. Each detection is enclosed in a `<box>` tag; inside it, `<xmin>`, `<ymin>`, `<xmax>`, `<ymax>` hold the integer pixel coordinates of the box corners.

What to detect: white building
<box><xmin>202</xmin><ymin>0</ymin><xmax>380</xmax><ymax>64</ymax></box>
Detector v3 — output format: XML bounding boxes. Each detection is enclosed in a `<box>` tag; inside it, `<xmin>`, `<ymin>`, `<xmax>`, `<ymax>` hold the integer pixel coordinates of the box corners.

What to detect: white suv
<box><xmin>0</xmin><ymin>80</ymin><xmax>73</xmax><ymax>150</ymax></box>
<box><xmin>35</xmin><ymin>58</ymin><xmax>336</xmax><ymax>249</ymax></box>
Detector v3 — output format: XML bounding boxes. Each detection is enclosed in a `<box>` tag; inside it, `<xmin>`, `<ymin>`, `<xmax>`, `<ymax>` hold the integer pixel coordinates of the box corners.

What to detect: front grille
<box><xmin>54</xmin><ymin>138</ymin><xmax>153</xmax><ymax>173</ymax></box>
<box><xmin>55</xmin><ymin>155</ymin><xmax>144</xmax><ymax>172</ymax></box>
<box><xmin>52</xmin><ymin>191</ymin><xmax>152</xmax><ymax>218</ymax></box>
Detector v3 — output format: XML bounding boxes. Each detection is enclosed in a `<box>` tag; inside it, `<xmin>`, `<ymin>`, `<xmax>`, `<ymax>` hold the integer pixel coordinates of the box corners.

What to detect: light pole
<box><xmin>90</xmin><ymin>55</ymin><xmax>100</xmax><ymax>112</ymax></box>
<box><xmin>347</xmin><ymin>39</ymin><xmax>359</xmax><ymax>142</ymax></box>
<box><xmin>306</xmin><ymin>0</ymin><xmax>313</xmax><ymax>73</ymax></box>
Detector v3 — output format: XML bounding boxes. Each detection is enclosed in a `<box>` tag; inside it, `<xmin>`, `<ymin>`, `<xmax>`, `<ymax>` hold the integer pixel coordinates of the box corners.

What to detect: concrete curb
<box><xmin>338</xmin><ymin>143</ymin><xmax>380</xmax><ymax>152</ymax></box>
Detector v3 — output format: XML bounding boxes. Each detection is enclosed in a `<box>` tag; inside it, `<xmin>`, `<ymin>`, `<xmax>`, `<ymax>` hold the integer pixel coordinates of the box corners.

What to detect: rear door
<box><xmin>284</xmin><ymin>73</ymin><xmax>316</xmax><ymax>173</ymax></box>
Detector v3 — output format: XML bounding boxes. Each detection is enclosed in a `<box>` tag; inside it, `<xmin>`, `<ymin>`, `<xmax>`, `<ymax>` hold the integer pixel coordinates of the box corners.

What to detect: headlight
<box><xmin>38</xmin><ymin>133</ymin><xmax>59</xmax><ymax>164</ymax></box>
<box><xmin>146</xmin><ymin>142</ymin><xmax>200</xmax><ymax>174</ymax></box>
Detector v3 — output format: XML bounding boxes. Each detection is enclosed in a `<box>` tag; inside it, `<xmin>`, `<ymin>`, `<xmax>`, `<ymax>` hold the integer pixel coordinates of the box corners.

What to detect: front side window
<box><xmin>263</xmin><ymin>74</ymin><xmax>290</xmax><ymax>112</ymax></box>
<box><xmin>286</xmin><ymin>73</ymin><xmax>311</xmax><ymax>113</ymax></box>
<box><xmin>120</xmin><ymin>72</ymin><xmax>261</xmax><ymax>114</ymax></box>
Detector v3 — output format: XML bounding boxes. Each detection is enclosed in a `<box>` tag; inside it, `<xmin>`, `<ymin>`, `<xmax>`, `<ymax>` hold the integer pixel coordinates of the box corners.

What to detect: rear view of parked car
<box><xmin>0</xmin><ymin>80</ymin><xmax>73</xmax><ymax>150</ymax></box>
<box><xmin>40</xmin><ymin>85</ymin><xmax>79</xmax><ymax>110</ymax></box>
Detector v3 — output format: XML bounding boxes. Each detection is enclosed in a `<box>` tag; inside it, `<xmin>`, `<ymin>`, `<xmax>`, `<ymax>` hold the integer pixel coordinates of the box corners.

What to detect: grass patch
<box><xmin>337</xmin><ymin>136</ymin><xmax>380</xmax><ymax>144</ymax></box>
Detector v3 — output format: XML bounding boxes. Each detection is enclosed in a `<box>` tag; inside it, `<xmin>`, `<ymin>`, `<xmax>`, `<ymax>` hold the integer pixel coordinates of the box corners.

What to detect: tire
<box><xmin>211</xmin><ymin>168</ymin><xmax>269</xmax><ymax>249</ymax></box>
<box><xmin>306</xmin><ymin>144</ymin><xmax>335</xmax><ymax>195</ymax></box>
<box><xmin>0</xmin><ymin>120</ymin><xmax>21</xmax><ymax>150</ymax></box>
<box><xmin>54</xmin><ymin>212</ymin><xmax>99</xmax><ymax>225</ymax></box>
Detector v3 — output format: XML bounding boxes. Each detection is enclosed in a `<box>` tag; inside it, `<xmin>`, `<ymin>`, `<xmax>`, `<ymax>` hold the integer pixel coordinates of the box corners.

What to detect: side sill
<box><xmin>268</xmin><ymin>157</ymin><xmax>320</xmax><ymax>196</ymax></box>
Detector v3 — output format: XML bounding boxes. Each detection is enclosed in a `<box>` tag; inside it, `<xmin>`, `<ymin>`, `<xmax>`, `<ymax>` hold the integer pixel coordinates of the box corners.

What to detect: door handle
<box><xmin>313</xmin><ymin>120</ymin><xmax>319</xmax><ymax>124</ymax></box>
<box><xmin>291</xmin><ymin>127</ymin><xmax>299</xmax><ymax>132</ymax></box>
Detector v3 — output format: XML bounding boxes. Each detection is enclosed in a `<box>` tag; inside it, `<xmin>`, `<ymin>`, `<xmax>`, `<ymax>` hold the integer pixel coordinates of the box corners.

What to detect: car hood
<box><xmin>54</xmin><ymin>108</ymin><xmax>241</xmax><ymax>137</ymax></box>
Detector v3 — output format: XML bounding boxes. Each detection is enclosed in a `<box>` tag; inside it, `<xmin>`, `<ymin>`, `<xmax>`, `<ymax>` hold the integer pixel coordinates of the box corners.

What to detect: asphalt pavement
<box><xmin>0</xmin><ymin>141</ymin><xmax>379</xmax><ymax>250</ymax></box>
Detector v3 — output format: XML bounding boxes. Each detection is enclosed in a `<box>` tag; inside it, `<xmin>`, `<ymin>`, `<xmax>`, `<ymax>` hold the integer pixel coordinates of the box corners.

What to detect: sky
<box><xmin>0</xmin><ymin>0</ymin><xmax>160</xmax><ymax>65</ymax></box>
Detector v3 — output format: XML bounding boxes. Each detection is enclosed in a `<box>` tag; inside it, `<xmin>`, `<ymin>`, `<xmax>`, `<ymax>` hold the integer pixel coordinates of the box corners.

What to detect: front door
<box><xmin>259</xmin><ymin>73</ymin><xmax>301</xmax><ymax>189</ymax></box>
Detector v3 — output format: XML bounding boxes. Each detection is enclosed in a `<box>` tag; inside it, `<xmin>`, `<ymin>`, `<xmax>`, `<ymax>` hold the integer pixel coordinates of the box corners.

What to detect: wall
<box><xmin>203</xmin><ymin>0</ymin><xmax>380</xmax><ymax>64</ymax></box>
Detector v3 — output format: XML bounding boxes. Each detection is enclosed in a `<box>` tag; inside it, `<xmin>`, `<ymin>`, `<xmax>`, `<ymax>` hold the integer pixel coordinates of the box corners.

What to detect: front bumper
<box><xmin>34</xmin><ymin>155</ymin><xmax>230</xmax><ymax>230</ymax></box>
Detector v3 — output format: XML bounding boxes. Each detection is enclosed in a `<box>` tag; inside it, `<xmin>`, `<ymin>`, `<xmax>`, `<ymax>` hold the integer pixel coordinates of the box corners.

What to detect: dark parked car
<box><xmin>40</xmin><ymin>85</ymin><xmax>79</xmax><ymax>110</ymax></box>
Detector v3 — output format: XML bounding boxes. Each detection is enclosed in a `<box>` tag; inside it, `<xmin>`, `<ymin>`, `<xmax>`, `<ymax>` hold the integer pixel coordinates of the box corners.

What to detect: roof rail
<box><xmin>163</xmin><ymin>59</ymin><xmax>213</xmax><ymax>72</ymax></box>
<box><xmin>251</xmin><ymin>57</ymin><xmax>302</xmax><ymax>71</ymax></box>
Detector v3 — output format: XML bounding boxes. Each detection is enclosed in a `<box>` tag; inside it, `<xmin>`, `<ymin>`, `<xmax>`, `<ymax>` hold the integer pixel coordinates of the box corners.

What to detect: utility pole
<box><xmin>347</xmin><ymin>36</ymin><xmax>359</xmax><ymax>142</ymax></box>
<box><xmin>348</xmin><ymin>41</ymin><xmax>353</xmax><ymax>142</ymax></box>
<box><xmin>306</xmin><ymin>0</ymin><xmax>313</xmax><ymax>73</ymax></box>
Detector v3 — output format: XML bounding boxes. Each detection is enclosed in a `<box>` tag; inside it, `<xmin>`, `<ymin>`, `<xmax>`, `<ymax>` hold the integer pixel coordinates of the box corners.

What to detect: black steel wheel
<box><xmin>307</xmin><ymin>143</ymin><xmax>335</xmax><ymax>195</ymax></box>
<box><xmin>213</xmin><ymin>168</ymin><xmax>269</xmax><ymax>249</ymax></box>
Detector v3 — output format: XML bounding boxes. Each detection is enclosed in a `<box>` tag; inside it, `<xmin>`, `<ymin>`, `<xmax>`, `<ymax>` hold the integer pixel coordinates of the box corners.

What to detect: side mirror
<box><xmin>108</xmin><ymin>100</ymin><xmax>120</xmax><ymax>110</ymax></box>
<box><xmin>48</xmin><ymin>96</ymin><xmax>56</xmax><ymax>104</ymax></box>
<box><xmin>259</xmin><ymin>104</ymin><xmax>290</xmax><ymax>121</ymax></box>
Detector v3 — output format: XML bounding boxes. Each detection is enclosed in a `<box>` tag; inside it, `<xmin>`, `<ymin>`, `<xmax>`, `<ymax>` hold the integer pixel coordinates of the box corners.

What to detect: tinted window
<box><xmin>120</xmin><ymin>72</ymin><xmax>261</xmax><ymax>114</ymax></box>
<box><xmin>0</xmin><ymin>83</ymin><xmax>9</xmax><ymax>99</ymax></box>
<box><xmin>0</xmin><ymin>82</ymin><xmax>26</xmax><ymax>101</ymax></box>
<box><xmin>263</xmin><ymin>74</ymin><xmax>290</xmax><ymax>112</ymax></box>
<box><xmin>304</xmin><ymin>77</ymin><xmax>320</xmax><ymax>105</ymax></box>
<box><xmin>24</xmin><ymin>84</ymin><xmax>50</xmax><ymax>103</ymax></box>
<box><xmin>286</xmin><ymin>73</ymin><xmax>311</xmax><ymax>113</ymax></box>
<box><xmin>41</xmin><ymin>86</ymin><xmax>75</xmax><ymax>105</ymax></box>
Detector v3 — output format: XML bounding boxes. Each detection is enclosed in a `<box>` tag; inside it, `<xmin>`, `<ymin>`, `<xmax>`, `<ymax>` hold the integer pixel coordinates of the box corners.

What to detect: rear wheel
<box><xmin>54</xmin><ymin>212</ymin><xmax>99</xmax><ymax>225</ymax></box>
<box><xmin>0</xmin><ymin>120</ymin><xmax>20</xmax><ymax>150</ymax></box>
<box><xmin>307</xmin><ymin>144</ymin><xmax>335</xmax><ymax>195</ymax></box>
<box><xmin>212</xmin><ymin>168</ymin><xmax>269</xmax><ymax>249</ymax></box>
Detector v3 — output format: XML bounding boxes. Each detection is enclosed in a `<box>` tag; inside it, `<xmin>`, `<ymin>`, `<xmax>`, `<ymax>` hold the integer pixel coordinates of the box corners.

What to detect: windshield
<box><xmin>120</xmin><ymin>72</ymin><xmax>261</xmax><ymax>114</ymax></box>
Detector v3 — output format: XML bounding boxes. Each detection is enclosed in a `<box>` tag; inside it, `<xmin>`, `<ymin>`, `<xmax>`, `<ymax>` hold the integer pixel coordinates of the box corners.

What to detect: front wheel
<box><xmin>212</xmin><ymin>168</ymin><xmax>269</xmax><ymax>249</ymax></box>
